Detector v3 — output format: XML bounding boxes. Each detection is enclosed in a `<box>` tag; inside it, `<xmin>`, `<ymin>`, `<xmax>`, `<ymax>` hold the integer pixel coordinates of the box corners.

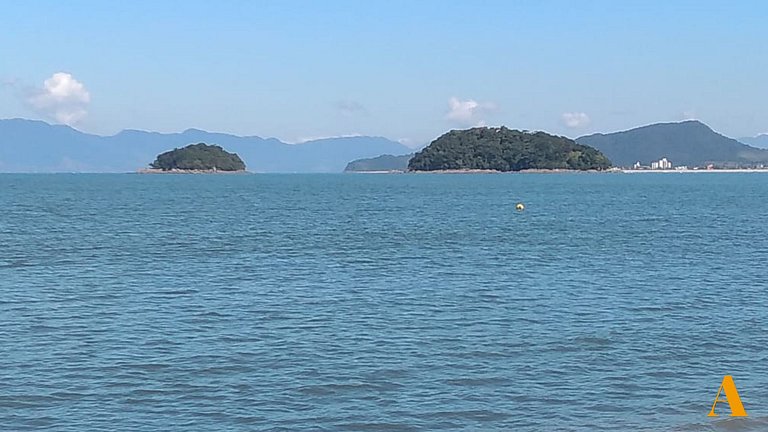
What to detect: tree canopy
<box><xmin>408</xmin><ymin>127</ymin><xmax>611</xmax><ymax>171</ymax></box>
<box><xmin>150</xmin><ymin>143</ymin><xmax>246</xmax><ymax>171</ymax></box>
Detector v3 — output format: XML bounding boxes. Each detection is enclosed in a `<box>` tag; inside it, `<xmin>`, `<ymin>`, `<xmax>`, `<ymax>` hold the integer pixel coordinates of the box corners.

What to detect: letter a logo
<box><xmin>708</xmin><ymin>375</ymin><xmax>747</xmax><ymax>417</ymax></box>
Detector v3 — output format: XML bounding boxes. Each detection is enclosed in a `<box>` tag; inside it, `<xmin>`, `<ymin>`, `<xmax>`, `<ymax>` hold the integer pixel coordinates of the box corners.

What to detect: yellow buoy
<box><xmin>516</xmin><ymin>203</ymin><xmax>525</xmax><ymax>211</ymax></box>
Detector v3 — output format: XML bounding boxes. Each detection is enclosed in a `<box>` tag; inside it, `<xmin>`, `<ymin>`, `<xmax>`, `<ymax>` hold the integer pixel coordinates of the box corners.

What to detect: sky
<box><xmin>1</xmin><ymin>0</ymin><xmax>767</xmax><ymax>146</ymax></box>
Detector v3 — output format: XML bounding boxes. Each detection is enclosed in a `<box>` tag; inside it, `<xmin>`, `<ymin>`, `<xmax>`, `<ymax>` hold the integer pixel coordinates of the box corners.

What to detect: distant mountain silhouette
<box><xmin>738</xmin><ymin>134</ymin><xmax>768</xmax><ymax>149</ymax></box>
<box><xmin>344</xmin><ymin>154</ymin><xmax>413</xmax><ymax>172</ymax></box>
<box><xmin>0</xmin><ymin>118</ymin><xmax>410</xmax><ymax>172</ymax></box>
<box><xmin>577</xmin><ymin>120</ymin><xmax>768</xmax><ymax>167</ymax></box>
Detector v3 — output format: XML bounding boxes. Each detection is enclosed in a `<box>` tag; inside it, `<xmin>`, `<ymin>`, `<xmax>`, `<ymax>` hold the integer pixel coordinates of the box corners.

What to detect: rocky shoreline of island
<box><xmin>351</xmin><ymin>168</ymin><xmax>616</xmax><ymax>174</ymax></box>
<box><xmin>137</xmin><ymin>168</ymin><xmax>249</xmax><ymax>174</ymax></box>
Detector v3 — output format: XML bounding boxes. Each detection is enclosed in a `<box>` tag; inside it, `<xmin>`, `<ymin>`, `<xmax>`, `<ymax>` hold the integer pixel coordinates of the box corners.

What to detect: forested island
<box><xmin>146</xmin><ymin>143</ymin><xmax>246</xmax><ymax>172</ymax></box>
<box><xmin>344</xmin><ymin>154</ymin><xmax>413</xmax><ymax>172</ymax></box>
<box><xmin>408</xmin><ymin>127</ymin><xmax>611</xmax><ymax>172</ymax></box>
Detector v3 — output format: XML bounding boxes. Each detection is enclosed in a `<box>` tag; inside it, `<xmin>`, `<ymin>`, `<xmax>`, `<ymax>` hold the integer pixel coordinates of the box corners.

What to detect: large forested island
<box><xmin>408</xmin><ymin>127</ymin><xmax>611</xmax><ymax>171</ymax></box>
<box><xmin>148</xmin><ymin>143</ymin><xmax>246</xmax><ymax>172</ymax></box>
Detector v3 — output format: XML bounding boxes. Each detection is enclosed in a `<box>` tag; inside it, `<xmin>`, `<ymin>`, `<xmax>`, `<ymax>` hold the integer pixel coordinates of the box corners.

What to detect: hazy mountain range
<box><xmin>3</xmin><ymin>118</ymin><xmax>768</xmax><ymax>172</ymax></box>
<box><xmin>577</xmin><ymin>120</ymin><xmax>768</xmax><ymax>167</ymax></box>
<box><xmin>0</xmin><ymin>118</ymin><xmax>410</xmax><ymax>173</ymax></box>
<box><xmin>738</xmin><ymin>134</ymin><xmax>768</xmax><ymax>149</ymax></box>
<box><xmin>346</xmin><ymin>121</ymin><xmax>768</xmax><ymax>171</ymax></box>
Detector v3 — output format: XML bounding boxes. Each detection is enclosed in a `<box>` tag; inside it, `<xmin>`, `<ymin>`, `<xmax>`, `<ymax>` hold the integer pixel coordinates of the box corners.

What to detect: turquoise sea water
<box><xmin>1</xmin><ymin>173</ymin><xmax>768</xmax><ymax>431</ymax></box>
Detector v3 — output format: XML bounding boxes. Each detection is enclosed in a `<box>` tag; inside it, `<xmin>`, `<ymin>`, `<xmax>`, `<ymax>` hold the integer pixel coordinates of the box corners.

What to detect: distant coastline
<box><xmin>410</xmin><ymin>169</ymin><xmax>501</xmax><ymax>174</ymax></box>
<box><xmin>350</xmin><ymin>168</ymin><xmax>768</xmax><ymax>174</ymax></box>
<box><xmin>345</xmin><ymin>170</ymin><xmax>406</xmax><ymax>174</ymax></box>
<box><xmin>621</xmin><ymin>168</ymin><xmax>768</xmax><ymax>174</ymax></box>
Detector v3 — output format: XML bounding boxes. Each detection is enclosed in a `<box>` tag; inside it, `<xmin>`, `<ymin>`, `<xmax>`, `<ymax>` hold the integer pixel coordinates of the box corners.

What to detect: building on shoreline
<box><xmin>651</xmin><ymin>157</ymin><xmax>672</xmax><ymax>170</ymax></box>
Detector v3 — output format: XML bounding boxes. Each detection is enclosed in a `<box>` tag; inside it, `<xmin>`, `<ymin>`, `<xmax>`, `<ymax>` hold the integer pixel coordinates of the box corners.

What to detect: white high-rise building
<box><xmin>651</xmin><ymin>157</ymin><xmax>672</xmax><ymax>170</ymax></box>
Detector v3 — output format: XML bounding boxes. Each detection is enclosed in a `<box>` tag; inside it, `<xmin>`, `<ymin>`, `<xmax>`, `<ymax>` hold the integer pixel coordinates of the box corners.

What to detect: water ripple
<box><xmin>1</xmin><ymin>173</ymin><xmax>767</xmax><ymax>431</ymax></box>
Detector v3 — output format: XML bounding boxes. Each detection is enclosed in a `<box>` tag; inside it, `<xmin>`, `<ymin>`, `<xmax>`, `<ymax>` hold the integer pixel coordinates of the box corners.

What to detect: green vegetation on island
<box><xmin>408</xmin><ymin>127</ymin><xmax>611</xmax><ymax>171</ymax></box>
<box><xmin>577</xmin><ymin>120</ymin><xmax>768</xmax><ymax>168</ymax></box>
<box><xmin>149</xmin><ymin>143</ymin><xmax>246</xmax><ymax>171</ymax></box>
<box><xmin>344</xmin><ymin>154</ymin><xmax>413</xmax><ymax>172</ymax></box>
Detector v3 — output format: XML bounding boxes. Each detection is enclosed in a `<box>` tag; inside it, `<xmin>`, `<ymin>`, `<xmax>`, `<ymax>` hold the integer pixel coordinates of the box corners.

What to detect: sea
<box><xmin>1</xmin><ymin>172</ymin><xmax>767</xmax><ymax>431</ymax></box>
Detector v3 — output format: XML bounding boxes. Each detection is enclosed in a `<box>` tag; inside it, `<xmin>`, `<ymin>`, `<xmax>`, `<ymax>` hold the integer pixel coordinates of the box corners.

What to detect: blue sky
<box><xmin>1</xmin><ymin>0</ymin><xmax>767</xmax><ymax>145</ymax></box>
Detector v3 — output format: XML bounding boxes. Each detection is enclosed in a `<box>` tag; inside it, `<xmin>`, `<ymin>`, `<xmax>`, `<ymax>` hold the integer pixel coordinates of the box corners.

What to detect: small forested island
<box><xmin>344</xmin><ymin>154</ymin><xmax>413</xmax><ymax>172</ymax></box>
<box><xmin>145</xmin><ymin>143</ymin><xmax>246</xmax><ymax>173</ymax></box>
<box><xmin>408</xmin><ymin>127</ymin><xmax>611</xmax><ymax>172</ymax></box>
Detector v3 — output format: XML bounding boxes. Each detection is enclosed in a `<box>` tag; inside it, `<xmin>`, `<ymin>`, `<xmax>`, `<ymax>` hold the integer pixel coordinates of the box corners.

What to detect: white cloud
<box><xmin>26</xmin><ymin>72</ymin><xmax>91</xmax><ymax>125</ymax></box>
<box><xmin>561</xmin><ymin>112</ymin><xmax>591</xmax><ymax>129</ymax></box>
<box><xmin>335</xmin><ymin>100</ymin><xmax>368</xmax><ymax>117</ymax></box>
<box><xmin>446</xmin><ymin>97</ymin><xmax>496</xmax><ymax>126</ymax></box>
<box><xmin>397</xmin><ymin>137</ymin><xmax>425</xmax><ymax>149</ymax></box>
<box><xmin>682</xmin><ymin>110</ymin><xmax>697</xmax><ymax>120</ymax></box>
<box><xmin>293</xmin><ymin>133</ymin><xmax>363</xmax><ymax>144</ymax></box>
